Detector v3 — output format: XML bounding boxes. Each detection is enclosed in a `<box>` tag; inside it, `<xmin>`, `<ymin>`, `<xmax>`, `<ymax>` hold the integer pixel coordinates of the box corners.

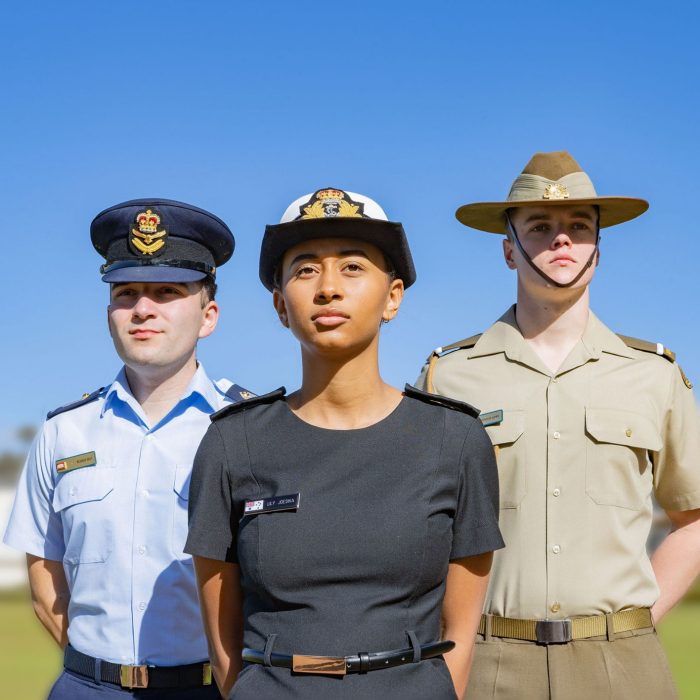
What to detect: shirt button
<box><xmin>553</xmin><ymin>431</ymin><xmax>561</xmax><ymax>439</ymax></box>
<box><xmin>137</xmin><ymin>602</ymin><xmax>146</xmax><ymax>612</ymax></box>
<box><xmin>551</xmin><ymin>378</ymin><xmax>558</xmax><ymax>384</ymax></box>
<box><xmin>552</xmin><ymin>544</ymin><xmax>561</xmax><ymax>554</ymax></box>
<box><xmin>137</xmin><ymin>545</ymin><xmax>146</xmax><ymax>555</ymax></box>
<box><xmin>625</xmin><ymin>428</ymin><xmax>633</xmax><ymax>437</ymax></box>
<box><xmin>140</xmin><ymin>489</ymin><xmax>149</xmax><ymax>498</ymax></box>
<box><xmin>68</xmin><ymin>487</ymin><xmax>77</xmax><ymax>497</ymax></box>
<box><xmin>553</xmin><ymin>488</ymin><xmax>561</xmax><ymax>497</ymax></box>
<box><xmin>551</xmin><ymin>602</ymin><xmax>561</xmax><ymax>613</ymax></box>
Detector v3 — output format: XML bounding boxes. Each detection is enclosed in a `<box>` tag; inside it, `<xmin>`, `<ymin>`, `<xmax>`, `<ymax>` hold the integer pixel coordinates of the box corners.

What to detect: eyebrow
<box><xmin>287</xmin><ymin>249</ymin><xmax>371</xmax><ymax>269</ymax></box>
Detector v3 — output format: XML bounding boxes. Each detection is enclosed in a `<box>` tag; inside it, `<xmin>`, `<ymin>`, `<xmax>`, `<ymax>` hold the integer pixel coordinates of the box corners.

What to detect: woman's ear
<box><xmin>382</xmin><ymin>278</ymin><xmax>404</xmax><ymax>323</ymax></box>
<box><xmin>273</xmin><ymin>288</ymin><xmax>289</xmax><ymax>328</ymax></box>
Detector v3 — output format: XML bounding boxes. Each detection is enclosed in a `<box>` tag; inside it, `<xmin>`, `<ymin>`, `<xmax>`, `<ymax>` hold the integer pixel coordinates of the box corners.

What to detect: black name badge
<box><xmin>244</xmin><ymin>493</ymin><xmax>301</xmax><ymax>515</ymax></box>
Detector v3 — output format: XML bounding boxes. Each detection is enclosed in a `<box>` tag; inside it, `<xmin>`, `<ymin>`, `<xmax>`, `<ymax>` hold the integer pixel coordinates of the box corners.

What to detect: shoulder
<box><xmin>211</xmin><ymin>387</ymin><xmax>286</xmax><ymax>422</ymax></box>
<box><xmin>616</xmin><ymin>334</ymin><xmax>693</xmax><ymax>389</ymax></box>
<box><xmin>46</xmin><ymin>386</ymin><xmax>107</xmax><ymax>421</ymax></box>
<box><xmin>403</xmin><ymin>384</ymin><xmax>480</xmax><ymax>419</ymax></box>
<box><xmin>426</xmin><ymin>333</ymin><xmax>482</xmax><ymax>363</ymax></box>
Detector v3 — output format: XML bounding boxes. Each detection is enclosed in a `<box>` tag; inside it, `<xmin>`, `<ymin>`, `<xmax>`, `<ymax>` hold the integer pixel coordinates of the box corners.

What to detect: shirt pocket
<box><xmin>484</xmin><ymin>410</ymin><xmax>526</xmax><ymax>509</ymax></box>
<box><xmin>52</xmin><ymin>467</ymin><xmax>115</xmax><ymax>564</ymax></box>
<box><xmin>172</xmin><ymin>464</ymin><xmax>192</xmax><ymax>558</ymax></box>
<box><xmin>585</xmin><ymin>407</ymin><xmax>661</xmax><ymax>510</ymax></box>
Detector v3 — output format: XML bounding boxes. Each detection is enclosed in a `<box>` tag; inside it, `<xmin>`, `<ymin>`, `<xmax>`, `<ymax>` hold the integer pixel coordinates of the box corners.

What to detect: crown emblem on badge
<box><xmin>131</xmin><ymin>208</ymin><xmax>168</xmax><ymax>256</ymax></box>
<box><xmin>542</xmin><ymin>183</ymin><xmax>570</xmax><ymax>200</ymax></box>
<box><xmin>298</xmin><ymin>188</ymin><xmax>366</xmax><ymax>220</ymax></box>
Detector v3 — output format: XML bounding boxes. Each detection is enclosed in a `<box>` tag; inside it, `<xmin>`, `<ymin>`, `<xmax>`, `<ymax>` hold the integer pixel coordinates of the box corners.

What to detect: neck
<box><xmin>514</xmin><ymin>282</ymin><xmax>591</xmax><ymax>373</ymax></box>
<box><xmin>124</xmin><ymin>354</ymin><xmax>198</xmax><ymax>425</ymax></box>
<box><xmin>290</xmin><ymin>337</ymin><xmax>401</xmax><ymax>429</ymax></box>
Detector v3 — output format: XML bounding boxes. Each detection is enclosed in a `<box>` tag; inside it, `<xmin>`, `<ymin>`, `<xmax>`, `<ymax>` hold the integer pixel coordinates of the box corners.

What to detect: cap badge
<box><xmin>131</xmin><ymin>208</ymin><xmax>168</xmax><ymax>256</ymax></box>
<box><xmin>297</xmin><ymin>188</ymin><xmax>366</xmax><ymax>220</ymax></box>
<box><xmin>542</xmin><ymin>183</ymin><xmax>570</xmax><ymax>200</ymax></box>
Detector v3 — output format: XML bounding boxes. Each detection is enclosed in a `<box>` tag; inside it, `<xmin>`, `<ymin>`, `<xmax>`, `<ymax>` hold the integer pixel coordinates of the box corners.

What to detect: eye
<box><xmin>343</xmin><ymin>262</ymin><xmax>363</xmax><ymax>273</ymax></box>
<box><xmin>113</xmin><ymin>287</ymin><xmax>136</xmax><ymax>298</ymax></box>
<box><xmin>294</xmin><ymin>264</ymin><xmax>317</xmax><ymax>278</ymax></box>
<box><xmin>530</xmin><ymin>223</ymin><xmax>549</xmax><ymax>233</ymax></box>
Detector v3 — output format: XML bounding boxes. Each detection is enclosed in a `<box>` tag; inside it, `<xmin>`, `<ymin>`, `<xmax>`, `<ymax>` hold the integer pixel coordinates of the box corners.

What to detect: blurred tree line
<box><xmin>0</xmin><ymin>426</ymin><xmax>35</xmax><ymax>485</ymax></box>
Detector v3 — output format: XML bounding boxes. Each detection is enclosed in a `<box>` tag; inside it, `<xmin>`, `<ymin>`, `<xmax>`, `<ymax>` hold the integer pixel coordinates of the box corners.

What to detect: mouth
<box><xmin>311</xmin><ymin>309</ymin><xmax>350</xmax><ymax>326</ymax></box>
<box><xmin>129</xmin><ymin>329</ymin><xmax>162</xmax><ymax>339</ymax></box>
<box><xmin>550</xmin><ymin>255</ymin><xmax>576</xmax><ymax>266</ymax></box>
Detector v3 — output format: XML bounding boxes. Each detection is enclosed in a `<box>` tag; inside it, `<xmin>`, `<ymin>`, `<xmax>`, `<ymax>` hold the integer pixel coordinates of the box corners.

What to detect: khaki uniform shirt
<box><xmin>416</xmin><ymin>306</ymin><xmax>700</xmax><ymax>620</ymax></box>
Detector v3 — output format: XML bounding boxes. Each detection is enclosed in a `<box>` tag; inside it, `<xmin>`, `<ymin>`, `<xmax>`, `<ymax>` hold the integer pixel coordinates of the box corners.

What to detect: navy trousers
<box><xmin>47</xmin><ymin>670</ymin><xmax>221</xmax><ymax>699</ymax></box>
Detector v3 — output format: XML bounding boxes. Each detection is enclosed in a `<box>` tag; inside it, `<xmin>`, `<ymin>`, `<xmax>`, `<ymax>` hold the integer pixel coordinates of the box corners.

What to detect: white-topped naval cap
<box><xmin>279</xmin><ymin>188</ymin><xmax>388</xmax><ymax>223</ymax></box>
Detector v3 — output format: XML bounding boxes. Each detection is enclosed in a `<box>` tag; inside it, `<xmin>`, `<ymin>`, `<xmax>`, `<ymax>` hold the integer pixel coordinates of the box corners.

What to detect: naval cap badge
<box><xmin>130</xmin><ymin>207</ymin><xmax>168</xmax><ymax>256</ymax></box>
<box><xmin>296</xmin><ymin>188</ymin><xmax>367</xmax><ymax>220</ymax></box>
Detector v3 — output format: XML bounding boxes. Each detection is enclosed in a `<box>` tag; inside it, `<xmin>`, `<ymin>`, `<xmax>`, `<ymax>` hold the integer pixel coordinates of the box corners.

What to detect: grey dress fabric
<box><xmin>185</xmin><ymin>388</ymin><xmax>503</xmax><ymax>699</ymax></box>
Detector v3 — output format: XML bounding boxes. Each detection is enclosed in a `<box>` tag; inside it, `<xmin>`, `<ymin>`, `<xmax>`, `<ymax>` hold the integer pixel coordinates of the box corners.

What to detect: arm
<box><xmin>26</xmin><ymin>554</ymin><xmax>70</xmax><ymax>648</ymax></box>
<box><xmin>193</xmin><ymin>556</ymin><xmax>243</xmax><ymax>698</ymax></box>
<box><xmin>650</xmin><ymin>508</ymin><xmax>700</xmax><ymax>623</ymax></box>
<box><xmin>442</xmin><ymin>552</ymin><xmax>492</xmax><ymax>697</ymax></box>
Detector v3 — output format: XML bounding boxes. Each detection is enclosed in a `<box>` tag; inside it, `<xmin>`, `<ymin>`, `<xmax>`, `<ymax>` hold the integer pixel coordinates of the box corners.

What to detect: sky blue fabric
<box><xmin>4</xmin><ymin>364</ymin><xmax>235</xmax><ymax>666</ymax></box>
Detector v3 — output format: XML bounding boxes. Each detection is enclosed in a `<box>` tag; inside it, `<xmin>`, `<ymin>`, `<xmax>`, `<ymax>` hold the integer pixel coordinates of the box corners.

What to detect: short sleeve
<box><xmin>185</xmin><ymin>423</ymin><xmax>238</xmax><ymax>562</ymax></box>
<box><xmin>653</xmin><ymin>365</ymin><xmax>700</xmax><ymax>511</ymax></box>
<box><xmin>3</xmin><ymin>424</ymin><xmax>65</xmax><ymax>561</ymax></box>
<box><xmin>450</xmin><ymin>419</ymin><xmax>505</xmax><ymax>559</ymax></box>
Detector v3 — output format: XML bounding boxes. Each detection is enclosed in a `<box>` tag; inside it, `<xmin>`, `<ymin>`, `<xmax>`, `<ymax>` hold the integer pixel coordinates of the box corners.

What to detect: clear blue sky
<box><xmin>1</xmin><ymin>1</ymin><xmax>698</xmax><ymax>442</ymax></box>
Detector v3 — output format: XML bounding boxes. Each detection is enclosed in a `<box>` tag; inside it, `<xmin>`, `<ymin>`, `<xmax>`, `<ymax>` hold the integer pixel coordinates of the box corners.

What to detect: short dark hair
<box><xmin>201</xmin><ymin>276</ymin><xmax>217</xmax><ymax>303</ymax></box>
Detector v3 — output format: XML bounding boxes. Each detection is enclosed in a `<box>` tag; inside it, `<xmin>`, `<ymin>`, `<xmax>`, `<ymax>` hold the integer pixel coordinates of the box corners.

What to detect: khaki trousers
<box><xmin>465</xmin><ymin>627</ymin><xmax>678</xmax><ymax>700</ymax></box>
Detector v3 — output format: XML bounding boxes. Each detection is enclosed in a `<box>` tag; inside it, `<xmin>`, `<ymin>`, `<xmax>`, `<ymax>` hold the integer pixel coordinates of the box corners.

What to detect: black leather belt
<box><xmin>64</xmin><ymin>645</ymin><xmax>212</xmax><ymax>689</ymax></box>
<box><xmin>242</xmin><ymin>639</ymin><xmax>454</xmax><ymax>676</ymax></box>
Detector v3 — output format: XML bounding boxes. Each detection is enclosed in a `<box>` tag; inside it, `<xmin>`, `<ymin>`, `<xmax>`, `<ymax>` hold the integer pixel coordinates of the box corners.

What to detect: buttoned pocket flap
<box><xmin>484</xmin><ymin>410</ymin><xmax>524</xmax><ymax>446</ymax></box>
<box><xmin>585</xmin><ymin>408</ymin><xmax>662</xmax><ymax>452</ymax></box>
<box><xmin>53</xmin><ymin>468</ymin><xmax>115</xmax><ymax>512</ymax></box>
<box><xmin>173</xmin><ymin>464</ymin><xmax>191</xmax><ymax>501</ymax></box>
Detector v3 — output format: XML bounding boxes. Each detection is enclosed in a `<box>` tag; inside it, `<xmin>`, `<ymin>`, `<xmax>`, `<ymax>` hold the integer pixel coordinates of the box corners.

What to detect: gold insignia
<box><xmin>679</xmin><ymin>365</ymin><xmax>693</xmax><ymax>389</ymax></box>
<box><xmin>299</xmin><ymin>188</ymin><xmax>365</xmax><ymax>220</ymax></box>
<box><xmin>131</xmin><ymin>208</ymin><xmax>168</xmax><ymax>256</ymax></box>
<box><xmin>542</xmin><ymin>183</ymin><xmax>570</xmax><ymax>200</ymax></box>
<box><xmin>239</xmin><ymin>390</ymin><xmax>255</xmax><ymax>400</ymax></box>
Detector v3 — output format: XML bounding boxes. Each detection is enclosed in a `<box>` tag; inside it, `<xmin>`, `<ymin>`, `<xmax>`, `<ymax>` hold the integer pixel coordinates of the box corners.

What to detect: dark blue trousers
<box><xmin>47</xmin><ymin>670</ymin><xmax>221</xmax><ymax>699</ymax></box>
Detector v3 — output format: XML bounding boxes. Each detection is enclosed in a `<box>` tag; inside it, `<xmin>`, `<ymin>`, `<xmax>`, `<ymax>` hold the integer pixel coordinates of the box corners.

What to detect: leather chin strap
<box><xmin>505</xmin><ymin>212</ymin><xmax>600</xmax><ymax>289</ymax></box>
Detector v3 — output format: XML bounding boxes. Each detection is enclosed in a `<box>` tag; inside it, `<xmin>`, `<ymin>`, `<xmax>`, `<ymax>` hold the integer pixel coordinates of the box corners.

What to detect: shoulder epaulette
<box><xmin>46</xmin><ymin>387</ymin><xmax>105</xmax><ymax>420</ymax></box>
<box><xmin>224</xmin><ymin>383</ymin><xmax>257</xmax><ymax>403</ymax></box>
<box><xmin>403</xmin><ymin>384</ymin><xmax>479</xmax><ymax>419</ymax></box>
<box><xmin>617</xmin><ymin>334</ymin><xmax>676</xmax><ymax>363</ymax></box>
<box><xmin>423</xmin><ymin>333</ymin><xmax>482</xmax><ymax>394</ymax></box>
<box><xmin>211</xmin><ymin>387</ymin><xmax>286</xmax><ymax>422</ymax></box>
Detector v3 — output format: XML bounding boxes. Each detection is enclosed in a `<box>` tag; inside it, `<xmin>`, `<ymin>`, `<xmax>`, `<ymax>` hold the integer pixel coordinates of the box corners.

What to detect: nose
<box><xmin>131</xmin><ymin>293</ymin><xmax>158</xmax><ymax>319</ymax></box>
<box><xmin>314</xmin><ymin>267</ymin><xmax>344</xmax><ymax>303</ymax></box>
<box><xmin>551</xmin><ymin>224</ymin><xmax>573</xmax><ymax>249</ymax></box>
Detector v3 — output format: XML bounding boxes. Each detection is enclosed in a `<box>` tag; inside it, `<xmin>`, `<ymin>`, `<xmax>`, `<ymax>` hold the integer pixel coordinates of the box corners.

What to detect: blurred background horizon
<box><xmin>1</xmin><ymin>1</ymin><xmax>698</xmax><ymax>697</ymax></box>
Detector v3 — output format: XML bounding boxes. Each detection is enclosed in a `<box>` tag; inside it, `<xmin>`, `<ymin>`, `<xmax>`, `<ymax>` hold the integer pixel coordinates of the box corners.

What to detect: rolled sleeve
<box><xmin>185</xmin><ymin>423</ymin><xmax>238</xmax><ymax>562</ymax></box>
<box><xmin>653</xmin><ymin>365</ymin><xmax>700</xmax><ymax>511</ymax></box>
<box><xmin>450</xmin><ymin>420</ymin><xmax>504</xmax><ymax>559</ymax></box>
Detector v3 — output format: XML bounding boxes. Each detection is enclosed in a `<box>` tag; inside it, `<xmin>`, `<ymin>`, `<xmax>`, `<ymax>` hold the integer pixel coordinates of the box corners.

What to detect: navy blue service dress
<box><xmin>185</xmin><ymin>386</ymin><xmax>503</xmax><ymax>699</ymax></box>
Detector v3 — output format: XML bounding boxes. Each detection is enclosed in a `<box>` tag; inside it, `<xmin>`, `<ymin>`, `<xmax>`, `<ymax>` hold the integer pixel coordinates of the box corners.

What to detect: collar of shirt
<box><xmin>470</xmin><ymin>305</ymin><xmax>636</xmax><ymax>376</ymax></box>
<box><xmin>101</xmin><ymin>363</ymin><xmax>223</xmax><ymax>428</ymax></box>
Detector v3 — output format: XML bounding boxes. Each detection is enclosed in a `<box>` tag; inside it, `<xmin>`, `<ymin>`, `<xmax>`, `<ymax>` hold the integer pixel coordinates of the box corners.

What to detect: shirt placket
<box><xmin>545</xmin><ymin>373</ymin><xmax>564</xmax><ymax>618</ymax></box>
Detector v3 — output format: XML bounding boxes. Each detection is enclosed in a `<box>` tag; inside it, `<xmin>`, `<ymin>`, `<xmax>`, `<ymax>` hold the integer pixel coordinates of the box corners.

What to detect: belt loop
<box><xmin>406</xmin><ymin>630</ymin><xmax>421</xmax><ymax>663</ymax></box>
<box><xmin>263</xmin><ymin>634</ymin><xmax>278</xmax><ymax>667</ymax></box>
<box><xmin>93</xmin><ymin>657</ymin><xmax>102</xmax><ymax>685</ymax></box>
<box><xmin>484</xmin><ymin>614</ymin><xmax>493</xmax><ymax>642</ymax></box>
<box><xmin>605</xmin><ymin>613</ymin><xmax>616</xmax><ymax>641</ymax></box>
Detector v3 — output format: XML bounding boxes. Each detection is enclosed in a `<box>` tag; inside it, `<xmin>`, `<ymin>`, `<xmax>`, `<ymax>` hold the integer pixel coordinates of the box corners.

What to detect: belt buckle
<box><xmin>535</xmin><ymin>619</ymin><xmax>572</xmax><ymax>644</ymax></box>
<box><xmin>120</xmin><ymin>665</ymin><xmax>149</xmax><ymax>688</ymax></box>
<box><xmin>292</xmin><ymin>654</ymin><xmax>347</xmax><ymax>676</ymax></box>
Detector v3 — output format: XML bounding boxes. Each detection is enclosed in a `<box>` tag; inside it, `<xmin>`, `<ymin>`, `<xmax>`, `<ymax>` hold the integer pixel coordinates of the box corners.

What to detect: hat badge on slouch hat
<box><xmin>455</xmin><ymin>150</ymin><xmax>649</xmax><ymax>234</ymax></box>
<box><xmin>259</xmin><ymin>187</ymin><xmax>417</xmax><ymax>291</ymax></box>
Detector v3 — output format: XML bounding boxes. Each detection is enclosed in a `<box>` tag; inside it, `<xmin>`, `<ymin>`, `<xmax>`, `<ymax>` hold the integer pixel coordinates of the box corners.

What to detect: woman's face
<box><xmin>273</xmin><ymin>237</ymin><xmax>404</xmax><ymax>358</ymax></box>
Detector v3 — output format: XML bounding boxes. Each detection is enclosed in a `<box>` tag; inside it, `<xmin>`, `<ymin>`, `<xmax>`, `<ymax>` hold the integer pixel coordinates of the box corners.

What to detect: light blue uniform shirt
<box><xmin>4</xmin><ymin>364</ymin><xmax>243</xmax><ymax>665</ymax></box>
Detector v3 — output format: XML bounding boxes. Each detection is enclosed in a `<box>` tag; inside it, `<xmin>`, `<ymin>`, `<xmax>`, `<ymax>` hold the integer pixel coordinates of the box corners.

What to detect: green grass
<box><xmin>0</xmin><ymin>588</ymin><xmax>698</xmax><ymax>699</ymax></box>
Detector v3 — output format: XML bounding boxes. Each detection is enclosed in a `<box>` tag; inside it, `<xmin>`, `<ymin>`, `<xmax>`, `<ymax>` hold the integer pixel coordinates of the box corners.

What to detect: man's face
<box><xmin>107</xmin><ymin>281</ymin><xmax>219</xmax><ymax>373</ymax></box>
<box><xmin>504</xmin><ymin>205</ymin><xmax>599</xmax><ymax>289</ymax></box>
<box><xmin>272</xmin><ymin>237</ymin><xmax>403</xmax><ymax>358</ymax></box>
